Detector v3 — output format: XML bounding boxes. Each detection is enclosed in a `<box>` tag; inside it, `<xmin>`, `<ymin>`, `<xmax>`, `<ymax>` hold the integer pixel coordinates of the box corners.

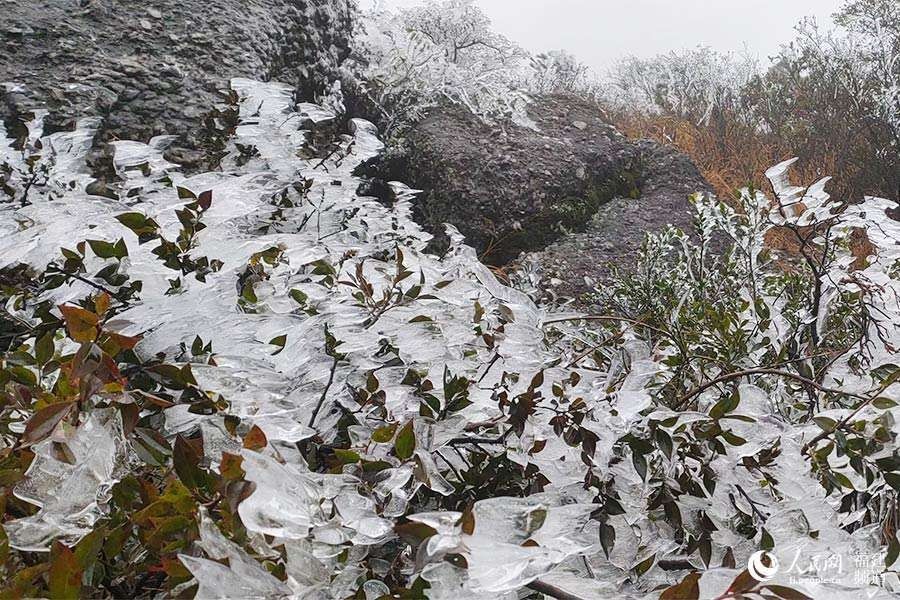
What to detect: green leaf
<box><xmin>334</xmin><ymin>449</ymin><xmax>361</xmax><ymax>464</ymax></box>
<box><xmin>632</xmin><ymin>451</ymin><xmax>648</xmax><ymax>481</ymax></box>
<box><xmin>87</xmin><ymin>239</ymin><xmax>119</xmax><ymax>259</ymax></box>
<box><xmin>74</xmin><ymin>527</ymin><xmax>106</xmax><ymax>570</ymax></box>
<box><xmin>116</xmin><ymin>212</ymin><xmax>148</xmax><ymax>229</ymax></box>
<box><xmin>367</xmin><ymin>371</ymin><xmax>380</xmax><ymax>393</ymax></box>
<box><xmin>116</xmin><ymin>212</ymin><xmax>158</xmax><ymax>241</ymax></box>
<box><xmin>761</xmin><ymin>527</ymin><xmax>774</xmax><ymax>551</ymax></box>
<box><xmin>34</xmin><ymin>332</ymin><xmax>55</xmax><ymax>365</ymax></box>
<box><xmin>604</xmin><ymin>497</ymin><xmax>626</xmax><ymax>516</ymax></box>
<box><xmin>634</xmin><ymin>553</ymin><xmax>655</xmax><ymax>575</ymax></box>
<box><xmin>878</xmin><ymin>367</ymin><xmax>900</xmax><ymax>390</ymax></box>
<box><xmin>241</xmin><ymin>282</ymin><xmax>258</xmax><ymax>303</ymax></box>
<box><xmin>173</xmin><ymin>435</ymin><xmax>216</xmax><ymax>493</ymax></box>
<box><xmin>813</xmin><ymin>416</ymin><xmax>837</xmax><ymax>432</ymax></box>
<box><xmin>372</xmin><ymin>423</ymin><xmax>398</xmax><ymax>443</ymax></box>
<box><xmin>0</xmin><ymin>524</ymin><xmax>8</xmax><ymax>565</ymax></box>
<box><xmin>133</xmin><ymin>427</ymin><xmax>172</xmax><ymax>467</ymax></box>
<box><xmin>873</xmin><ymin>397</ymin><xmax>897</xmax><ymax>409</ymax></box>
<box><xmin>113</xmin><ymin>238</ymin><xmax>129</xmax><ymax>258</ymax></box>
<box><xmin>599</xmin><ymin>522</ymin><xmax>615</xmax><ymax>558</ymax></box>
<box><xmin>710</xmin><ymin>392</ymin><xmax>739</xmax><ymax>419</ymax></box>
<box><xmin>655</xmin><ymin>429</ymin><xmax>673</xmax><ymax>458</ymax></box>
<box><xmin>269</xmin><ymin>334</ymin><xmax>287</xmax><ymax>355</ymax></box>
<box><xmin>177</xmin><ymin>186</ymin><xmax>197</xmax><ymax>200</ymax></box>
<box><xmin>832</xmin><ymin>471</ymin><xmax>854</xmax><ymax>490</ymax></box>
<box><xmin>721</xmin><ymin>430</ymin><xmax>747</xmax><ymax>446</ymax></box>
<box><xmin>884</xmin><ymin>472</ymin><xmax>900</xmax><ymax>492</ymax></box>
<box><xmin>394</xmin><ymin>421</ymin><xmax>416</xmax><ymax>460</ymax></box>
<box><xmin>21</xmin><ymin>402</ymin><xmax>75</xmax><ymax>447</ymax></box>
<box><xmin>8</xmin><ymin>365</ymin><xmax>37</xmax><ymax>386</ymax></box>
<box><xmin>885</xmin><ymin>535</ymin><xmax>900</xmax><ymax>568</ymax></box>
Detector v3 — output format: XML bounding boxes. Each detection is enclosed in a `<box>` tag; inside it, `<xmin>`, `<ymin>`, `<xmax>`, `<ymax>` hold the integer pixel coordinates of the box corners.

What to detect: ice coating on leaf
<box><xmin>238</xmin><ymin>450</ymin><xmax>321</xmax><ymax>539</ymax></box>
<box><xmin>181</xmin><ymin>511</ymin><xmax>293</xmax><ymax>599</ymax></box>
<box><xmin>6</xmin><ymin>410</ymin><xmax>128</xmax><ymax>551</ymax></box>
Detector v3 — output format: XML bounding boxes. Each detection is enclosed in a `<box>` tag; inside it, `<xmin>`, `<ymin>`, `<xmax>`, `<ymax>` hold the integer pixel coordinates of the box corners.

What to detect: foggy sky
<box><xmin>378</xmin><ymin>0</ymin><xmax>843</xmax><ymax>71</ymax></box>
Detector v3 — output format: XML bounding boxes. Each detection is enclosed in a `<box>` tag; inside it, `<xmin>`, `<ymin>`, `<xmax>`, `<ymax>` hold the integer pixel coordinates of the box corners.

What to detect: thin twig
<box><xmin>675</xmin><ymin>367</ymin><xmax>872</xmax><ymax>410</ymax></box>
<box><xmin>542</xmin><ymin>314</ymin><xmax>675</xmax><ymax>344</ymax></box>
<box><xmin>308</xmin><ymin>357</ymin><xmax>339</xmax><ymax>429</ymax></box>
<box><xmin>526</xmin><ymin>579</ymin><xmax>589</xmax><ymax>600</ymax></box>
<box><xmin>435</xmin><ymin>450</ymin><xmax>463</xmax><ymax>483</ymax></box>
<box><xmin>64</xmin><ymin>272</ymin><xmax>127</xmax><ymax>303</ymax></box>
<box><xmin>801</xmin><ymin>390</ymin><xmax>884</xmax><ymax>454</ymax></box>
<box><xmin>446</xmin><ymin>435</ymin><xmax>506</xmax><ymax>446</ymax></box>
<box><xmin>477</xmin><ymin>353</ymin><xmax>501</xmax><ymax>383</ymax></box>
<box><xmin>565</xmin><ymin>329</ymin><xmax>626</xmax><ymax>369</ymax></box>
<box><xmin>734</xmin><ymin>484</ymin><xmax>768</xmax><ymax>522</ymax></box>
<box><xmin>447</xmin><ymin>427</ymin><xmax>512</xmax><ymax>447</ymax></box>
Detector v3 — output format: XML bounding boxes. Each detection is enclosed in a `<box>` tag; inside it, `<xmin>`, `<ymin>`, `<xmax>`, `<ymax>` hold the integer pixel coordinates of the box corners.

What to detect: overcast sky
<box><xmin>378</xmin><ymin>0</ymin><xmax>843</xmax><ymax>71</ymax></box>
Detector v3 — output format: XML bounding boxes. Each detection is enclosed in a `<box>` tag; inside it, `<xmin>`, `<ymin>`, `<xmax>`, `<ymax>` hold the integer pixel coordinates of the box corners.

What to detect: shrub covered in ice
<box><xmin>0</xmin><ymin>78</ymin><xmax>899</xmax><ymax>599</ymax></box>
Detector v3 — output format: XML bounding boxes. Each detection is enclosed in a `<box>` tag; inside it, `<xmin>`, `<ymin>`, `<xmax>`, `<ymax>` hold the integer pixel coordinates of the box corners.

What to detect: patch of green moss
<box><xmin>485</xmin><ymin>167</ymin><xmax>641</xmax><ymax>265</ymax></box>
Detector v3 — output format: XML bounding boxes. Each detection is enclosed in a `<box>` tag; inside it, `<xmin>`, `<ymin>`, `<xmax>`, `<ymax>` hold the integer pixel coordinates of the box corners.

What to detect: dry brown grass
<box><xmin>608</xmin><ymin>111</ymin><xmax>838</xmax><ymax>201</ymax></box>
<box><xmin>606</xmin><ymin>110</ymin><xmax>882</xmax><ymax>267</ymax></box>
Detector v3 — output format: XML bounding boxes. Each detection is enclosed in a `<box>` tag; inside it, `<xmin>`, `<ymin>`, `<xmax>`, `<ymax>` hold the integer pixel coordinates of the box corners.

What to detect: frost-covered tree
<box><xmin>606</xmin><ymin>0</ymin><xmax>900</xmax><ymax>202</ymax></box>
<box><xmin>608</xmin><ymin>46</ymin><xmax>760</xmax><ymax>126</ymax></box>
<box><xmin>401</xmin><ymin>0</ymin><xmax>519</xmax><ymax>67</ymax></box>
<box><xmin>528</xmin><ymin>50</ymin><xmax>595</xmax><ymax>95</ymax></box>
<box><xmin>345</xmin><ymin>0</ymin><xmax>530</xmax><ymax>133</ymax></box>
<box><xmin>834</xmin><ymin>0</ymin><xmax>900</xmax><ymax>147</ymax></box>
<box><xmin>746</xmin><ymin>1</ymin><xmax>900</xmax><ymax>201</ymax></box>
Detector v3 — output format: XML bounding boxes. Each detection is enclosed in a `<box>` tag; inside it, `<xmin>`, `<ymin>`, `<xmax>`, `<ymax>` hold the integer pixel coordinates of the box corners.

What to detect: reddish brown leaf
<box><xmin>243</xmin><ymin>425</ymin><xmax>268</xmax><ymax>451</ymax></box>
<box><xmin>661</xmin><ymin>572</ymin><xmax>700</xmax><ymax>600</ymax></box>
<box><xmin>727</xmin><ymin>569</ymin><xmax>759</xmax><ymax>595</ymax></box>
<box><xmin>49</xmin><ymin>541</ymin><xmax>82</xmax><ymax>599</ymax></box>
<box><xmin>20</xmin><ymin>402</ymin><xmax>75</xmax><ymax>447</ymax></box>
<box><xmin>94</xmin><ymin>292</ymin><xmax>110</xmax><ymax>316</ymax></box>
<box><xmin>394</xmin><ymin>521</ymin><xmax>437</xmax><ymax>546</ymax></box>
<box><xmin>58</xmin><ymin>304</ymin><xmax>99</xmax><ymax>344</ymax></box>
<box><xmin>198</xmin><ymin>190</ymin><xmax>213</xmax><ymax>211</ymax></box>
<box><xmin>107</xmin><ymin>332</ymin><xmax>142</xmax><ymax>352</ymax></box>
<box><xmin>460</xmin><ymin>503</ymin><xmax>475</xmax><ymax>535</ymax></box>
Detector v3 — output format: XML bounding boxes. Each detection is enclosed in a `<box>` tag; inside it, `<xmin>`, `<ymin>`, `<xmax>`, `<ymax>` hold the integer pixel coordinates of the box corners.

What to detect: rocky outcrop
<box><xmin>356</xmin><ymin>94</ymin><xmax>712</xmax><ymax>297</ymax></box>
<box><xmin>356</xmin><ymin>95</ymin><xmax>643</xmax><ymax>264</ymax></box>
<box><xmin>520</xmin><ymin>140</ymin><xmax>712</xmax><ymax>305</ymax></box>
<box><xmin>0</xmin><ymin>0</ymin><xmax>354</xmax><ymax>173</ymax></box>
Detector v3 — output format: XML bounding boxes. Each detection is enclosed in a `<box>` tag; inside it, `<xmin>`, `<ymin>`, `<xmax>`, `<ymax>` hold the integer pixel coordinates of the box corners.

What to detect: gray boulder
<box><xmin>356</xmin><ymin>95</ymin><xmax>643</xmax><ymax>264</ymax></box>
<box><xmin>356</xmin><ymin>94</ymin><xmax>712</xmax><ymax>298</ymax></box>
